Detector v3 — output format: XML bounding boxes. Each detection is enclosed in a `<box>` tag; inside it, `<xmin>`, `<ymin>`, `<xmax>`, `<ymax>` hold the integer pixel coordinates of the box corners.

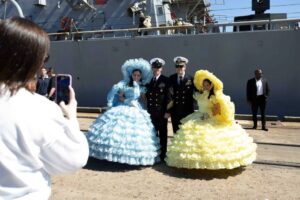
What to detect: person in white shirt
<box><xmin>246</xmin><ymin>69</ymin><xmax>270</xmax><ymax>131</ymax></box>
<box><xmin>0</xmin><ymin>17</ymin><xmax>89</xmax><ymax>199</ymax></box>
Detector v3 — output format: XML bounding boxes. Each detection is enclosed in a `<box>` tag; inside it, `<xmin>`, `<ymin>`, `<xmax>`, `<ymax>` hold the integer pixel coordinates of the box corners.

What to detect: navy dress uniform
<box><xmin>146</xmin><ymin>58</ymin><xmax>171</xmax><ymax>160</ymax></box>
<box><xmin>168</xmin><ymin>56</ymin><xmax>194</xmax><ymax>133</ymax></box>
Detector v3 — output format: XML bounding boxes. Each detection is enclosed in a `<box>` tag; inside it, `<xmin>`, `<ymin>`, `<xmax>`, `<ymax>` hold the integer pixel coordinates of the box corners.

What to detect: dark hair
<box><xmin>254</xmin><ymin>69</ymin><xmax>262</xmax><ymax>73</ymax></box>
<box><xmin>203</xmin><ymin>79</ymin><xmax>215</xmax><ymax>99</ymax></box>
<box><xmin>47</xmin><ymin>67</ymin><xmax>55</xmax><ymax>75</ymax></box>
<box><xmin>128</xmin><ymin>69</ymin><xmax>142</xmax><ymax>87</ymax></box>
<box><xmin>0</xmin><ymin>17</ymin><xmax>50</xmax><ymax>94</ymax></box>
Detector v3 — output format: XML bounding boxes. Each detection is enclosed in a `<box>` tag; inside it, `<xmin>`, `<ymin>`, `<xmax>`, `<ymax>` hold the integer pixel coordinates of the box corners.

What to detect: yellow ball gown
<box><xmin>165</xmin><ymin>70</ymin><xmax>257</xmax><ymax>169</ymax></box>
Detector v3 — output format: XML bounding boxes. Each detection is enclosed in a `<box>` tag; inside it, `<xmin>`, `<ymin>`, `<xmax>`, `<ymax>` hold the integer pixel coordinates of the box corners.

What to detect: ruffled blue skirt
<box><xmin>86</xmin><ymin>105</ymin><xmax>161</xmax><ymax>165</ymax></box>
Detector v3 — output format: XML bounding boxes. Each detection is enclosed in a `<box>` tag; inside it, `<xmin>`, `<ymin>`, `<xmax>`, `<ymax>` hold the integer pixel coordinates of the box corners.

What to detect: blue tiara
<box><xmin>121</xmin><ymin>58</ymin><xmax>152</xmax><ymax>85</ymax></box>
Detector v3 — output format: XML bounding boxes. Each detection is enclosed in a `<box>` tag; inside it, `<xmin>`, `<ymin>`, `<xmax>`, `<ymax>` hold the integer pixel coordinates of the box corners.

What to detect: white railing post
<box><xmin>9</xmin><ymin>0</ymin><xmax>24</xmax><ymax>18</ymax></box>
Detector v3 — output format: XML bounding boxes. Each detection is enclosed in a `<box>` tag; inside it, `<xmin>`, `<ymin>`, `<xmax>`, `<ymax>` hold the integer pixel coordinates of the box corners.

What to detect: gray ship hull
<box><xmin>49</xmin><ymin>29</ymin><xmax>300</xmax><ymax>117</ymax></box>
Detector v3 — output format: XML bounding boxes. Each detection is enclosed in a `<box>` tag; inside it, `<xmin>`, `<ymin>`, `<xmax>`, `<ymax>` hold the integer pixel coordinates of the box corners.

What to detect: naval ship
<box><xmin>1</xmin><ymin>0</ymin><xmax>299</xmax><ymax>118</ymax></box>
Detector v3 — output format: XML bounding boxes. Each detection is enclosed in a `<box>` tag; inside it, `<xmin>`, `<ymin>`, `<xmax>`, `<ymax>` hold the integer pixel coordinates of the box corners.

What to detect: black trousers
<box><xmin>149</xmin><ymin>109</ymin><xmax>168</xmax><ymax>160</ymax></box>
<box><xmin>171</xmin><ymin>107</ymin><xmax>193</xmax><ymax>134</ymax></box>
<box><xmin>251</xmin><ymin>95</ymin><xmax>267</xmax><ymax>128</ymax></box>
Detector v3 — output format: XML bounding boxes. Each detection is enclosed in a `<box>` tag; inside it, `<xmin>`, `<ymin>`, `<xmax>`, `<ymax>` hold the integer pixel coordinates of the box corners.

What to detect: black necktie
<box><xmin>179</xmin><ymin>76</ymin><xmax>183</xmax><ymax>85</ymax></box>
<box><xmin>153</xmin><ymin>77</ymin><xmax>157</xmax><ymax>85</ymax></box>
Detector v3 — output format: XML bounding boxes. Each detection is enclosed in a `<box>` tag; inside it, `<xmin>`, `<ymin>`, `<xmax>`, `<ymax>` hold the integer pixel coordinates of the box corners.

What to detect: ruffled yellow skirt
<box><xmin>165</xmin><ymin>114</ymin><xmax>257</xmax><ymax>169</ymax></box>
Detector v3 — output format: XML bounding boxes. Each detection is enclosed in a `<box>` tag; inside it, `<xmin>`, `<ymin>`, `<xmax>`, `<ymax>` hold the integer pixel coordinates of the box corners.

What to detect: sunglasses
<box><xmin>175</xmin><ymin>65</ymin><xmax>185</xmax><ymax>68</ymax></box>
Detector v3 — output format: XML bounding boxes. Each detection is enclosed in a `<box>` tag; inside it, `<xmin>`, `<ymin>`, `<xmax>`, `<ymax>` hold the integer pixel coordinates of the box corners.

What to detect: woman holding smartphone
<box><xmin>86</xmin><ymin>58</ymin><xmax>161</xmax><ymax>165</ymax></box>
<box><xmin>0</xmin><ymin>17</ymin><xmax>88</xmax><ymax>199</ymax></box>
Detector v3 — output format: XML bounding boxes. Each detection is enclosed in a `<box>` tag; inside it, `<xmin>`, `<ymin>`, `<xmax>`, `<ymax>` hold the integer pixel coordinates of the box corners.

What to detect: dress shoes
<box><xmin>262</xmin><ymin>127</ymin><xmax>268</xmax><ymax>131</ymax></box>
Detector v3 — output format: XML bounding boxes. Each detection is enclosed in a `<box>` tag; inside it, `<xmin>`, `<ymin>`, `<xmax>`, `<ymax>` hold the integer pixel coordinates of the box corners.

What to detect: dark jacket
<box><xmin>146</xmin><ymin>75</ymin><xmax>170</xmax><ymax>113</ymax></box>
<box><xmin>36</xmin><ymin>76</ymin><xmax>50</xmax><ymax>96</ymax></box>
<box><xmin>247</xmin><ymin>77</ymin><xmax>270</xmax><ymax>102</ymax></box>
<box><xmin>168</xmin><ymin>73</ymin><xmax>194</xmax><ymax>114</ymax></box>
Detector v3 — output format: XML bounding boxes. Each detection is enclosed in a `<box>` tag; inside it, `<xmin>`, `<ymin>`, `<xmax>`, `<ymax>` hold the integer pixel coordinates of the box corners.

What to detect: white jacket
<box><xmin>0</xmin><ymin>87</ymin><xmax>89</xmax><ymax>199</ymax></box>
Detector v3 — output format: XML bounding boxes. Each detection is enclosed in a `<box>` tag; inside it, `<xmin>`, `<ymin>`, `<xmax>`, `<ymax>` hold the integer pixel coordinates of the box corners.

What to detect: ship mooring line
<box><xmin>254</xmin><ymin>160</ymin><xmax>300</xmax><ymax>168</ymax></box>
<box><xmin>255</xmin><ymin>142</ymin><xmax>300</xmax><ymax>148</ymax></box>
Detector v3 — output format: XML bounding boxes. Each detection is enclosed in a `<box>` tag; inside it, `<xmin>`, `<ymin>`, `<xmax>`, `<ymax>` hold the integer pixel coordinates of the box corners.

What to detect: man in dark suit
<box><xmin>247</xmin><ymin>69</ymin><xmax>270</xmax><ymax>131</ymax></box>
<box><xmin>146</xmin><ymin>58</ymin><xmax>171</xmax><ymax>160</ymax></box>
<box><xmin>36</xmin><ymin>67</ymin><xmax>50</xmax><ymax>97</ymax></box>
<box><xmin>168</xmin><ymin>56</ymin><xmax>194</xmax><ymax>134</ymax></box>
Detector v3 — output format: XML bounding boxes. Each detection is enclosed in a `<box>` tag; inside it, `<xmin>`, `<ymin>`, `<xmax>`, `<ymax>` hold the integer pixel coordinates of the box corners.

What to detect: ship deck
<box><xmin>50</xmin><ymin>112</ymin><xmax>300</xmax><ymax>199</ymax></box>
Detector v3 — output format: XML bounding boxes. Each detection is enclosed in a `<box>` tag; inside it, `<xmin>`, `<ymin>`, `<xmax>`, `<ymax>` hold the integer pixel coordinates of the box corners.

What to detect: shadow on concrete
<box><xmin>84</xmin><ymin>157</ymin><xmax>144</xmax><ymax>172</ymax></box>
<box><xmin>152</xmin><ymin>162</ymin><xmax>245</xmax><ymax>180</ymax></box>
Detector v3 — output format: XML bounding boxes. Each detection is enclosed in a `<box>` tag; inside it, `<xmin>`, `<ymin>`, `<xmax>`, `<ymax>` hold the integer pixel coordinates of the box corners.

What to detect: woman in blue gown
<box><xmin>86</xmin><ymin>58</ymin><xmax>161</xmax><ymax>165</ymax></box>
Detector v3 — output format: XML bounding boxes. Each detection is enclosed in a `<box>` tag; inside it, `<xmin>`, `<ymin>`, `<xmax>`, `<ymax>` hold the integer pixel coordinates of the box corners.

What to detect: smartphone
<box><xmin>55</xmin><ymin>74</ymin><xmax>72</xmax><ymax>104</ymax></box>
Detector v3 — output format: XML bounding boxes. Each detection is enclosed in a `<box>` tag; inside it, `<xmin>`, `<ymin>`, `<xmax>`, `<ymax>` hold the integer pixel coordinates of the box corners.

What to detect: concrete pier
<box><xmin>50</xmin><ymin>111</ymin><xmax>300</xmax><ymax>199</ymax></box>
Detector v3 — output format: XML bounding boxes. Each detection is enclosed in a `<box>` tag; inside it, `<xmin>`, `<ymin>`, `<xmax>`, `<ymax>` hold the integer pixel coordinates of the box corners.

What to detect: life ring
<box><xmin>60</xmin><ymin>17</ymin><xmax>72</xmax><ymax>31</ymax></box>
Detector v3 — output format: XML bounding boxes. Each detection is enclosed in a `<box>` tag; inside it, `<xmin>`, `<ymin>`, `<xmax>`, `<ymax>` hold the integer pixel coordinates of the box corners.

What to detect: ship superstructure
<box><xmin>1</xmin><ymin>0</ymin><xmax>212</xmax><ymax>33</ymax></box>
<box><xmin>1</xmin><ymin>0</ymin><xmax>300</xmax><ymax>117</ymax></box>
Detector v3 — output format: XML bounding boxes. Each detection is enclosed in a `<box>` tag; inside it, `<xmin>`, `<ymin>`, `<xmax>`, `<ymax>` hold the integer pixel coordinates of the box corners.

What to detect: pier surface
<box><xmin>50</xmin><ymin>113</ymin><xmax>300</xmax><ymax>200</ymax></box>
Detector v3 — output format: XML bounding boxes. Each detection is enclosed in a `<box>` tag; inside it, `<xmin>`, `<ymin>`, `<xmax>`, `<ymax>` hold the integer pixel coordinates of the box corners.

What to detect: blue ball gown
<box><xmin>86</xmin><ymin>80</ymin><xmax>161</xmax><ymax>165</ymax></box>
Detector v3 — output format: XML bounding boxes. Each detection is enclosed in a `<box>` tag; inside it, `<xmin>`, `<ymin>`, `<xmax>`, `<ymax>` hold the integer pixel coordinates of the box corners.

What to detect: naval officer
<box><xmin>146</xmin><ymin>58</ymin><xmax>171</xmax><ymax>160</ymax></box>
<box><xmin>168</xmin><ymin>56</ymin><xmax>195</xmax><ymax>133</ymax></box>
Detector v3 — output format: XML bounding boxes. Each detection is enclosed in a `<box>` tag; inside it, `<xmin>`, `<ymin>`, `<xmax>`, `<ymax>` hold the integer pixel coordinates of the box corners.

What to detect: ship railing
<box><xmin>48</xmin><ymin>18</ymin><xmax>300</xmax><ymax>41</ymax></box>
<box><xmin>206</xmin><ymin>18</ymin><xmax>300</xmax><ymax>33</ymax></box>
<box><xmin>48</xmin><ymin>25</ymin><xmax>196</xmax><ymax>41</ymax></box>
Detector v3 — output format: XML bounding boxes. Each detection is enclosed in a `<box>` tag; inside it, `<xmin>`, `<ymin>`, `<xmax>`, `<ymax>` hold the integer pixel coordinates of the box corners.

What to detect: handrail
<box><xmin>206</xmin><ymin>18</ymin><xmax>300</xmax><ymax>27</ymax></box>
<box><xmin>9</xmin><ymin>0</ymin><xmax>24</xmax><ymax>18</ymax></box>
<box><xmin>205</xmin><ymin>18</ymin><xmax>300</xmax><ymax>33</ymax></box>
<box><xmin>47</xmin><ymin>18</ymin><xmax>300</xmax><ymax>40</ymax></box>
<box><xmin>48</xmin><ymin>25</ymin><xmax>194</xmax><ymax>36</ymax></box>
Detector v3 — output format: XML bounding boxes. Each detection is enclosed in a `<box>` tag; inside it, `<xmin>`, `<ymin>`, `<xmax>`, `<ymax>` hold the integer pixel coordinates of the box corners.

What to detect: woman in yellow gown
<box><xmin>166</xmin><ymin>70</ymin><xmax>257</xmax><ymax>169</ymax></box>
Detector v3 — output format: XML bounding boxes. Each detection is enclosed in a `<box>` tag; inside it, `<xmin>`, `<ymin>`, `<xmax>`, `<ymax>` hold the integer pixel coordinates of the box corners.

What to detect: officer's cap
<box><xmin>174</xmin><ymin>56</ymin><xmax>188</xmax><ymax>67</ymax></box>
<box><xmin>150</xmin><ymin>58</ymin><xmax>165</xmax><ymax>68</ymax></box>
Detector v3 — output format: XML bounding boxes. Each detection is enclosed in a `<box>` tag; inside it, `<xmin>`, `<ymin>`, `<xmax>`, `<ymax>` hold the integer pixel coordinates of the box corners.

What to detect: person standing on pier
<box><xmin>166</xmin><ymin>70</ymin><xmax>257</xmax><ymax>169</ymax></box>
<box><xmin>36</xmin><ymin>66</ymin><xmax>50</xmax><ymax>97</ymax></box>
<box><xmin>0</xmin><ymin>17</ymin><xmax>88</xmax><ymax>199</ymax></box>
<box><xmin>168</xmin><ymin>56</ymin><xmax>195</xmax><ymax>133</ymax></box>
<box><xmin>146</xmin><ymin>58</ymin><xmax>171</xmax><ymax>161</ymax></box>
<box><xmin>47</xmin><ymin>67</ymin><xmax>56</xmax><ymax>101</ymax></box>
<box><xmin>86</xmin><ymin>58</ymin><xmax>161</xmax><ymax>165</ymax></box>
<box><xmin>247</xmin><ymin>69</ymin><xmax>270</xmax><ymax>131</ymax></box>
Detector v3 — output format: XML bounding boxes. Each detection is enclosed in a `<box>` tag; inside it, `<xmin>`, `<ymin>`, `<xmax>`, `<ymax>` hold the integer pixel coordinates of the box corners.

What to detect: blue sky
<box><xmin>210</xmin><ymin>0</ymin><xmax>300</xmax><ymax>22</ymax></box>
